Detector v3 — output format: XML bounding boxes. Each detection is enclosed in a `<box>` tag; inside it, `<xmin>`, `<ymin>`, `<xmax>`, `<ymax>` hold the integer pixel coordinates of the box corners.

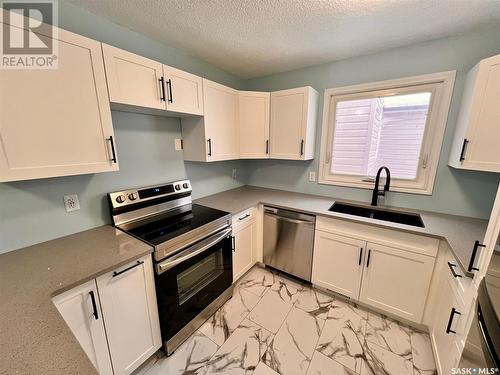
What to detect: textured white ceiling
<box><xmin>66</xmin><ymin>0</ymin><xmax>500</xmax><ymax>78</ymax></box>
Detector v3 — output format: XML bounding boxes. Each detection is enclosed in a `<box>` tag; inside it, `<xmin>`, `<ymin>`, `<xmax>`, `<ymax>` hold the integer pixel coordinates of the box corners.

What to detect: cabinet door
<box><xmin>430</xmin><ymin>277</ymin><xmax>464</xmax><ymax>375</ymax></box>
<box><xmin>203</xmin><ymin>79</ymin><xmax>239</xmax><ymax>161</ymax></box>
<box><xmin>163</xmin><ymin>65</ymin><xmax>203</xmax><ymax>115</ymax></box>
<box><xmin>239</xmin><ymin>91</ymin><xmax>270</xmax><ymax>159</ymax></box>
<box><xmin>359</xmin><ymin>243</ymin><xmax>435</xmax><ymax>323</ymax></box>
<box><xmin>270</xmin><ymin>87</ymin><xmax>310</xmax><ymax>160</ymax></box>
<box><xmin>0</xmin><ymin>28</ymin><xmax>118</xmax><ymax>182</ymax></box>
<box><xmin>96</xmin><ymin>255</ymin><xmax>161</xmax><ymax>375</ymax></box>
<box><xmin>312</xmin><ymin>231</ymin><xmax>365</xmax><ymax>299</ymax></box>
<box><xmin>233</xmin><ymin>219</ymin><xmax>256</xmax><ymax>281</ymax></box>
<box><xmin>102</xmin><ymin>44</ymin><xmax>165</xmax><ymax>110</ymax></box>
<box><xmin>461</xmin><ymin>54</ymin><xmax>500</xmax><ymax>172</ymax></box>
<box><xmin>52</xmin><ymin>280</ymin><xmax>113</xmax><ymax>375</ymax></box>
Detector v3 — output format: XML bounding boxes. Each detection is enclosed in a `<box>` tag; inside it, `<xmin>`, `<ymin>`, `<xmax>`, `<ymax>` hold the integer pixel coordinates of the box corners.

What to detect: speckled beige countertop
<box><xmin>195</xmin><ymin>185</ymin><xmax>489</xmax><ymax>278</ymax></box>
<box><xmin>0</xmin><ymin>225</ymin><xmax>153</xmax><ymax>375</ymax></box>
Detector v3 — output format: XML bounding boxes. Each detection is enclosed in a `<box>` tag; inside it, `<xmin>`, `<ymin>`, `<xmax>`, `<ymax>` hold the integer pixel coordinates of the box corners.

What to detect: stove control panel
<box><xmin>108</xmin><ymin>179</ymin><xmax>192</xmax><ymax>208</ymax></box>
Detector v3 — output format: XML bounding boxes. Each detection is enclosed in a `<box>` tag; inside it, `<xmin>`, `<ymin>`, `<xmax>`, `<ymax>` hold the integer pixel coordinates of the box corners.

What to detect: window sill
<box><xmin>317</xmin><ymin>176</ymin><xmax>433</xmax><ymax>195</ymax></box>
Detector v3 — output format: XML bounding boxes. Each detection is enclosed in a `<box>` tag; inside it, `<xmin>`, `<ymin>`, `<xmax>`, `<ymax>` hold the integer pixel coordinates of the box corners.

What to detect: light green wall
<box><xmin>2</xmin><ymin>3</ymin><xmax>500</xmax><ymax>253</ymax></box>
<box><xmin>0</xmin><ymin>2</ymin><xmax>247</xmax><ymax>253</ymax></box>
<box><xmin>244</xmin><ymin>24</ymin><xmax>500</xmax><ymax>219</ymax></box>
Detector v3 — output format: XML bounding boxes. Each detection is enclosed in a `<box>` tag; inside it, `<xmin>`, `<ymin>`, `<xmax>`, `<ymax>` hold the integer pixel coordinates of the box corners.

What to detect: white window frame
<box><xmin>318</xmin><ymin>71</ymin><xmax>456</xmax><ymax>195</ymax></box>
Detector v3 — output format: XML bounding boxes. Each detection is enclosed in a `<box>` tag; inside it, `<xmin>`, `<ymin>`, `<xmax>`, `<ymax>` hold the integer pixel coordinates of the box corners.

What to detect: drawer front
<box><xmin>232</xmin><ymin>207</ymin><xmax>256</xmax><ymax>227</ymax></box>
<box><xmin>444</xmin><ymin>250</ymin><xmax>473</xmax><ymax>306</ymax></box>
<box><xmin>317</xmin><ymin>216</ymin><xmax>439</xmax><ymax>257</ymax></box>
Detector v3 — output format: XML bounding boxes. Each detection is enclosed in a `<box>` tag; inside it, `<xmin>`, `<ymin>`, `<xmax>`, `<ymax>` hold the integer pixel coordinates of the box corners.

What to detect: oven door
<box><xmin>155</xmin><ymin>227</ymin><xmax>233</xmax><ymax>346</ymax></box>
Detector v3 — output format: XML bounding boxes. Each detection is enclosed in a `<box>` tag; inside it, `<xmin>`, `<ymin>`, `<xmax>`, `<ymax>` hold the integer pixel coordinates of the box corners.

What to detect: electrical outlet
<box><xmin>64</xmin><ymin>194</ymin><xmax>80</xmax><ymax>212</ymax></box>
<box><xmin>232</xmin><ymin>169</ymin><xmax>237</xmax><ymax>179</ymax></box>
<box><xmin>309</xmin><ymin>171</ymin><xmax>316</xmax><ymax>182</ymax></box>
<box><xmin>174</xmin><ymin>138</ymin><xmax>183</xmax><ymax>151</ymax></box>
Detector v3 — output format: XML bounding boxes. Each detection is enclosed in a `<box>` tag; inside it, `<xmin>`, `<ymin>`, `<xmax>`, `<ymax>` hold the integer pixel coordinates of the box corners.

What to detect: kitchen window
<box><xmin>318</xmin><ymin>71</ymin><xmax>456</xmax><ymax>194</ymax></box>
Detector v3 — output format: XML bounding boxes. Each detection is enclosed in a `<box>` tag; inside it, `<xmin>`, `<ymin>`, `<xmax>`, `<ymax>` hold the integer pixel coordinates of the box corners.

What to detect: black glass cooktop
<box><xmin>121</xmin><ymin>204</ymin><xmax>229</xmax><ymax>246</ymax></box>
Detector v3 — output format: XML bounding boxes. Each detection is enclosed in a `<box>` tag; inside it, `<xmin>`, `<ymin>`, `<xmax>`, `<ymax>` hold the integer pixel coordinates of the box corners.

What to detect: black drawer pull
<box><xmin>459</xmin><ymin>138</ymin><xmax>469</xmax><ymax>162</ymax></box>
<box><xmin>207</xmin><ymin>138</ymin><xmax>212</xmax><ymax>157</ymax></box>
<box><xmin>238</xmin><ymin>214</ymin><xmax>250</xmax><ymax>221</ymax></box>
<box><xmin>468</xmin><ymin>240</ymin><xmax>485</xmax><ymax>272</ymax></box>
<box><xmin>446</xmin><ymin>307</ymin><xmax>461</xmax><ymax>334</ymax></box>
<box><xmin>166</xmin><ymin>79</ymin><xmax>173</xmax><ymax>103</ymax></box>
<box><xmin>159</xmin><ymin>77</ymin><xmax>166</xmax><ymax>102</ymax></box>
<box><xmin>89</xmin><ymin>290</ymin><xmax>98</xmax><ymax>320</ymax></box>
<box><xmin>358</xmin><ymin>248</ymin><xmax>363</xmax><ymax>266</ymax></box>
<box><xmin>107</xmin><ymin>136</ymin><xmax>117</xmax><ymax>163</ymax></box>
<box><xmin>112</xmin><ymin>260</ymin><xmax>144</xmax><ymax>278</ymax></box>
<box><xmin>366</xmin><ymin>249</ymin><xmax>371</xmax><ymax>267</ymax></box>
<box><xmin>300</xmin><ymin>140</ymin><xmax>304</xmax><ymax>156</ymax></box>
<box><xmin>266</xmin><ymin>140</ymin><xmax>269</xmax><ymax>155</ymax></box>
<box><xmin>447</xmin><ymin>262</ymin><xmax>462</xmax><ymax>278</ymax></box>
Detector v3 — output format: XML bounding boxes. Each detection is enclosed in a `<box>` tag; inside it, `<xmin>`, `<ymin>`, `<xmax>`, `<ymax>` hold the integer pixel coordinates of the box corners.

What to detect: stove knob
<box><xmin>174</xmin><ymin>184</ymin><xmax>181</xmax><ymax>191</ymax></box>
<box><xmin>182</xmin><ymin>183</ymin><xmax>189</xmax><ymax>189</ymax></box>
<box><xmin>115</xmin><ymin>195</ymin><xmax>126</xmax><ymax>203</ymax></box>
<box><xmin>128</xmin><ymin>192</ymin><xmax>138</xmax><ymax>201</ymax></box>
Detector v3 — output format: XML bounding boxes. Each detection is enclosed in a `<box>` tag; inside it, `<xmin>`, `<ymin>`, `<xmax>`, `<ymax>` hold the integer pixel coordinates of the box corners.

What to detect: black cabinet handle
<box><xmin>159</xmin><ymin>77</ymin><xmax>166</xmax><ymax>102</ymax></box>
<box><xmin>89</xmin><ymin>290</ymin><xmax>98</xmax><ymax>320</ymax></box>
<box><xmin>366</xmin><ymin>249</ymin><xmax>371</xmax><ymax>267</ymax></box>
<box><xmin>358</xmin><ymin>247</ymin><xmax>363</xmax><ymax>266</ymax></box>
<box><xmin>468</xmin><ymin>240</ymin><xmax>485</xmax><ymax>272</ymax></box>
<box><xmin>300</xmin><ymin>140</ymin><xmax>304</xmax><ymax>156</ymax></box>
<box><xmin>112</xmin><ymin>260</ymin><xmax>144</xmax><ymax>278</ymax></box>
<box><xmin>447</xmin><ymin>262</ymin><xmax>462</xmax><ymax>278</ymax></box>
<box><xmin>107</xmin><ymin>136</ymin><xmax>117</xmax><ymax>163</ymax></box>
<box><xmin>446</xmin><ymin>307</ymin><xmax>461</xmax><ymax>334</ymax></box>
<box><xmin>459</xmin><ymin>138</ymin><xmax>469</xmax><ymax>162</ymax></box>
<box><xmin>266</xmin><ymin>140</ymin><xmax>269</xmax><ymax>155</ymax></box>
<box><xmin>231</xmin><ymin>236</ymin><xmax>235</xmax><ymax>252</ymax></box>
<box><xmin>238</xmin><ymin>214</ymin><xmax>250</xmax><ymax>221</ymax></box>
<box><xmin>166</xmin><ymin>79</ymin><xmax>173</xmax><ymax>103</ymax></box>
<box><xmin>207</xmin><ymin>138</ymin><xmax>212</xmax><ymax>157</ymax></box>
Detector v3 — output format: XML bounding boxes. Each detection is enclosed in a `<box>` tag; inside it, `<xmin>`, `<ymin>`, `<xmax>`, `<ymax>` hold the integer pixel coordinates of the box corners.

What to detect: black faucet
<box><xmin>371</xmin><ymin>166</ymin><xmax>391</xmax><ymax>206</ymax></box>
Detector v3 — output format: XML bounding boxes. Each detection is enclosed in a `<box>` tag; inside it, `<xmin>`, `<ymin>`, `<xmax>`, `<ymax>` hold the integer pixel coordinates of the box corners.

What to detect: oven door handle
<box><xmin>157</xmin><ymin>227</ymin><xmax>232</xmax><ymax>274</ymax></box>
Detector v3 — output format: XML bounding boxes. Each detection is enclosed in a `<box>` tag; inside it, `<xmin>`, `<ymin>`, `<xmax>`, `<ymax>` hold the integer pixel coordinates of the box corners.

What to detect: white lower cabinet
<box><xmin>52</xmin><ymin>280</ymin><xmax>113</xmax><ymax>375</ymax></box>
<box><xmin>358</xmin><ymin>243</ymin><xmax>435</xmax><ymax>322</ymax></box>
<box><xmin>430</xmin><ymin>277</ymin><xmax>464</xmax><ymax>375</ymax></box>
<box><xmin>53</xmin><ymin>254</ymin><xmax>161</xmax><ymax>375</ymax></box>
<box><xmin>311</xmin><ymin>217</ymin><xmax>438</xmax><ymax>324</ymax></box>
<box><xmin>232</xmin><ymin>209</ymin><xmax>257</xmax><ymax>281</ymax></box>
<box><xmin>312</xmin><ymin>231</ymin><xmax>365</xmax><ymax>299</ymax></box>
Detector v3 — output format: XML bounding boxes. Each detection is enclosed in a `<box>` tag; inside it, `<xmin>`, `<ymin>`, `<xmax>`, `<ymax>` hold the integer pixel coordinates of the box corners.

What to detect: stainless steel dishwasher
<box><xmin>263</xmin><ymin>206</ymin><xmax>316</xmax><ymax>281</ymax></box>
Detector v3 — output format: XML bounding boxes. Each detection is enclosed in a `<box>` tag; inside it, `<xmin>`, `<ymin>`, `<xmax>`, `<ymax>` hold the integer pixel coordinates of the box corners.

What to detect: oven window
<box><xmin>177</xmin><ymin>249</ymin><xmax>224</xmax><ymax>305</ymax></box>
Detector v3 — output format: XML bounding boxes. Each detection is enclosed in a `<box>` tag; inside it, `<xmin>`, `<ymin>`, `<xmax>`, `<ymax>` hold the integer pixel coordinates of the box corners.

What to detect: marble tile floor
<box><xmin>134</xmin><ymin>265</ymin><xmax>437</xmax><ymax>375</ymax></box>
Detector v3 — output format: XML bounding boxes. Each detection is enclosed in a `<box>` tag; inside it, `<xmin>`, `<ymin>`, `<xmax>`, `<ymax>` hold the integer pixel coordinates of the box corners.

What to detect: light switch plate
<box><xmin>64</xmin><ymin>194</ymin><xmax>80</xmax><ymax>212</ymax></box>
<box><xmin>174</xmin><ymin>138</ymin><xmax>183</xmax><ymax>151</ymax></box>
<box><xmin>309</xmin><ymin>171</ymin><xmax>316</xmax><ymax>182</ymax></box>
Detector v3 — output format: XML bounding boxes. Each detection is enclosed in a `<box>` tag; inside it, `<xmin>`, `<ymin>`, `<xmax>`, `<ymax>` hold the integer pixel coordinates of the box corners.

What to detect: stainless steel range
<box><xmin>108</xmin><ymin>180</ymin><xmax>233</xmax><ymax>355</ymax></box>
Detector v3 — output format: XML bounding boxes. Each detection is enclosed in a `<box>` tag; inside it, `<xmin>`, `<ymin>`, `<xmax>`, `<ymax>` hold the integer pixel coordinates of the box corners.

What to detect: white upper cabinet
<box><xmin>102</xmin><ymin>44</ymin><xmax>204</xmax><ymax>116</ymax></box>
<box><xmin>270</xmin><ymin>86</ymin><xmax>319</xmax><ymax>160</ymax></box>
<box><xmin>182</xmin><ymin>79</ymin><xmax>239</xmax><ymax>162</ymax></box>
<box><xmin>97</xmin><ymin>255</ymin><xmax>161</xmax><ymax>375</ymax></box>
<box><xmin>0</xmin><ymin>27</ymin><xmax>118</xmax><ymax>182</ymax></box>
<box><xmin>163</xmin><ymin>65</ymin><xmax>204</xmax><ymax>115</ymax></box>
<box><xmin>449</xmin><ymin>53</ymin><xmax>500</xmax><ymax>172</ymax></box>
<box><xmin>239</xmin><ymin>91</ymin><xmax>270</xmax><ymax>158</ymax></box>
<box><xmin>102</xmin><ymin>43</ymin><xmax>165</xmax><ymax>110</ymax></box>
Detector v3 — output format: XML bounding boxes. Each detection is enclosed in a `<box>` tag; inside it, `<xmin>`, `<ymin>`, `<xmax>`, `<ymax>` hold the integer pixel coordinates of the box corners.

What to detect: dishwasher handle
<box><xmin>264</xmin><ymin>211</ymin><xmax>314</xmax><ymax>225</ymax></box>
